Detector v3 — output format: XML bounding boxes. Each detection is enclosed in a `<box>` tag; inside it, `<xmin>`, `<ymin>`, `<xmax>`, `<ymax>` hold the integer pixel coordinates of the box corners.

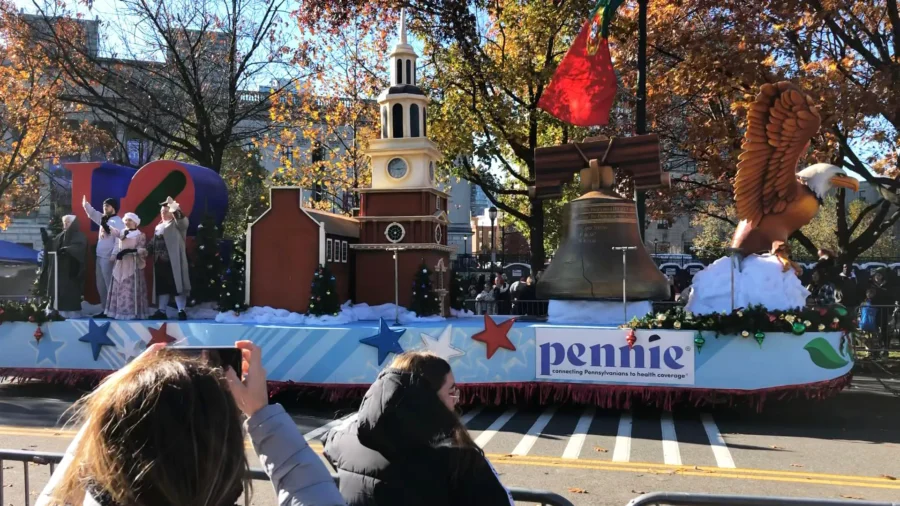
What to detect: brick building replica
<box><xmin>245</xmin><ymin>13</ymin><xmax>451</xmax><ymax>315</ymax></box>
<box><xmin>246</xmin><ymin>188</ymin><xmax>359</xmax><ymax>313</ymax></box>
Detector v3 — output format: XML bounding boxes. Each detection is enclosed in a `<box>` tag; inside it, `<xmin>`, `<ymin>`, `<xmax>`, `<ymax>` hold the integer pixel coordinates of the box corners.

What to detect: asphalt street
<box><xmin>0</xmin><ymin>377</ymin><xmax>898</xmax><ymax>506</ymax></box>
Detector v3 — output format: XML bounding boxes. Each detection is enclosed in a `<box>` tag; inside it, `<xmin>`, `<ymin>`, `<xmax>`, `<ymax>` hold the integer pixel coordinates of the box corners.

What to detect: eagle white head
<box><xmin>797</xmin><ymin>163</ymin><xmax>860</xmax><ymax>199</ymax></box>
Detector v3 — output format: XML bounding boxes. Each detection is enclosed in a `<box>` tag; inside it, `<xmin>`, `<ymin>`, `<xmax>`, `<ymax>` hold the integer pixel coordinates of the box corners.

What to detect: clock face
<box><xmin>434</xmin><ymin>224</ymin><xmax>442</xmax><ymax>244</ymax></box>
<box><xmin>429</xmin><ymin>161</ymin><xmax>435</xmax><ymax>183</ymax></box>
<box><xmin>387</xmin><ymin>158</ymin><xmax>408</xmax><ymax>179</ymax></box>
<box><xmin>385</xmin><ymin>222</ymin><xmax>405</xmax><ymax>243</ymax></box>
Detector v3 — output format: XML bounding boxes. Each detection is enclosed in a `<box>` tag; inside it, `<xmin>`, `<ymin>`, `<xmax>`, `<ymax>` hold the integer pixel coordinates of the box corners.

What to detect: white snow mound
<box><xmin>214</xmin><ymin>300</ymin><xmax>445</xmax><ymax>325</ymax></box>
<box><xmin>685</xmin><ymin>254</ymin><xmax>809</xmax><ymax>315</ymax></box>
<box><xmin>547</xmin><ymin>300</ymin><xmax>653</xmax><ymax>325</ymax></box>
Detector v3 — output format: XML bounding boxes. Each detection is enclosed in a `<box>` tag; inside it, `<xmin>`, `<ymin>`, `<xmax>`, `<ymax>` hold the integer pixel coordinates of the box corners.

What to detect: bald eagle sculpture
<box><xmin>731</xmin><ymin>82</ymin><xmax>859</xmax><ymax>255</ymax></box>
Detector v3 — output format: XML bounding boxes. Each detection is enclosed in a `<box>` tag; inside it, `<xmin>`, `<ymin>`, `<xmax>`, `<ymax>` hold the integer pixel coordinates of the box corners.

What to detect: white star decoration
<box><xmin>420</xmin><ymin>325</ymin><xmax>465</xmax><ymax>361</ymax></box>
<box><xmin>120</xmin><ymin>336</ymin><xmax>145</xmax><ymax>360</ymax></box>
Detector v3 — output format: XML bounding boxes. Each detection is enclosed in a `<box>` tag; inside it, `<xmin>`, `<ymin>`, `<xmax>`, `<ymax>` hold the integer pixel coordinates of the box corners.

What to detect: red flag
<box><xmin>538</xmin><ymin>1</ymin><xmax>622</xmax><ymax>127</ymax></box>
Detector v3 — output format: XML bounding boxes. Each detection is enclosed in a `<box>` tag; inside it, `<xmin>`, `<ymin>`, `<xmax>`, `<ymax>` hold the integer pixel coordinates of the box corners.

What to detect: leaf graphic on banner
<box><xmin>803</xmin><ymin>338</ymin><xmax>849</xmax><ymax>369</ymax></box>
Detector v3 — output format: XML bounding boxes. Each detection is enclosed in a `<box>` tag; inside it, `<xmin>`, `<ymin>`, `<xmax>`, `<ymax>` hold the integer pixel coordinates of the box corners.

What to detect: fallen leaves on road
<box><xmin>790</xmin><ymin>463</ymin><xmax>804</xmax><ymax>468</ymax></box>
<box><xmin>769</xmin><ymin>445</ymin><xmax>785</xmax><ymax>450</ymax></box>
<box><xmin>880</xmin><ymin>474</ymin><xmax>897</xmax><ymax>481</ymax></box>
<box><xmin>840</xmin><ymin>494</ymin><xmax>864</xmax><ymax>500</ymax></box>
<box><xmin>631</xmin><ymin>490</ymin><xmax>646</xmax><ymax>495</ymax></box>
<box><xmin>593</xmin><ymin>446</ymin><xmax>608</xmax><ymax>453</ymax></box>
<box><xmin>568</xmin><ymin>488</ymin><xmax>588</xmax><ymax>494</ymax></box>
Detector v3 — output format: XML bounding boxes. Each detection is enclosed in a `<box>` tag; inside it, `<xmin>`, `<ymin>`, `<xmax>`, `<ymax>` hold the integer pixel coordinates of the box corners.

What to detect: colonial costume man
<box><xmin>41</xmin><ymin>215</ymin><xmax>87</xmax><ymax>317</ymax></box>
<box><xmin>149</xmin><ymin>197</ymin><xmax>191</xmax><ymax>321</ymax></box>
<box><xmin>81</xmin><ymin>196</ymin><xmax>125</xmax><ymax>318</ymax></box>
<box><xmin>106</xmin><ymin>213</ymin><xmax>150</xmax><ymax>320</ymax></box>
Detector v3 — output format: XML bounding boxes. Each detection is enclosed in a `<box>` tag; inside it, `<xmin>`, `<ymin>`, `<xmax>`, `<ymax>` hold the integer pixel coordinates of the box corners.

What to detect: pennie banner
<box><xmin>535</xmin><ymin>328</ymin><xmax>696</xmax><ymax>385</ymax></box>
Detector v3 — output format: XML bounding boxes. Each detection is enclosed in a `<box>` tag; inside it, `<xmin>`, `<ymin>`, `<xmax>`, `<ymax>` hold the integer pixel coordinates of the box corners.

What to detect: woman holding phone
<box><xmin>37</xmin><ymin>342</ymin><xmax>345</xmax><ymax>506</ymax></box>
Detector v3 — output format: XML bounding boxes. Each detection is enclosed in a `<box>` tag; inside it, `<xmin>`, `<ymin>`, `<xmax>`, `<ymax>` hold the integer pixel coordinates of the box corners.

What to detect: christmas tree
<box><xmin>449</xmin><ymin>270</ymin><xmax>465</xmax><ymax>310</ymax></box>
<box><xmin>410</xmin><ymin>262</ymin><xmax>440</xmax><ymax>316</ymax></box>
<box><xmin>307</xmin><ymin>264</ymin><xmax>340</xmax><ymax>316</ymax></box>
<box><xmin>189</xmin><ymin>213</ymin><xmax>224</xmax><ymax>303</ymax></box>
<box><xmin>218</xmin><ymin>236</ymin><xmax>248</xmax><ymax>313</ymax></box>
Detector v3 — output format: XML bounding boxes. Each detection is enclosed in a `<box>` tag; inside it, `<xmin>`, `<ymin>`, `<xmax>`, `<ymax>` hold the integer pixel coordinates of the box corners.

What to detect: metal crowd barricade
<box><xmin>1</xmin><ymin>449</ymin><xmax>574</xmax><ymax>506</ymax></box>
<box><xmin>626</xmin><ymin>492</ymin><xmax>899</xmax><ymax>506</ymax></box>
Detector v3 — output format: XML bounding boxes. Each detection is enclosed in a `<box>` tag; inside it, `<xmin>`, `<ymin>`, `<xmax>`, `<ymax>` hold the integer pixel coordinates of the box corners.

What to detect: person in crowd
<box><xmin>324</xmin><ymin>351</ymin><xmax>514</xmax><ymax>506</ymax></box>
<box><xmin>492</xmin><ymin>274</ymin><xmax>510</xmax><ymax>314</ymax></box>
<box><xmin>37</xmin><ymin>341</ymin><xmax>345</xmax><ymax>506</ymax></box>
<box><xmin>806</xmin><ymin>267</ymin><xmax>836</xmax><ymax>307</ymax></box>
<box><xmin>868</xmin><ymin>268</ymin><xmax>896</xmax><ymax>355</ymax></box>
<box><xmin>520</xmin><ymin>276</ymin><xmax>537</xmax><ymax>316</ymax></box>
<box><xmin>42</xmin><ymin>215</ymin><xmax>87</xmax><ymax>318</ymax></box>
<box><xmin>859</xmin><ymin>287</ymin><xmax>879</xmax><ymax>350</ymax></box>
<box><xmin>475</xmin><ymin>283</ymin><xmax>495</xmax><ymax>315</ymax></box>
<box><xmin>81</xmin><ymin>196</ymin><xmax>125</xmax><ymax>318</ymax></box>
<box><xmin>834</xmin><ymin>263</ymin><xmax>858</xmax><ymax>308</ymax></box>
<box><xmin>148</xmin><ymin>197</ymin><xmax>191</xmax><ymax>321</ymax></box>
<box><xmin>105</xmin><ymin>213</ymin><xmax>150</xmax><ymax>320</ymax></box>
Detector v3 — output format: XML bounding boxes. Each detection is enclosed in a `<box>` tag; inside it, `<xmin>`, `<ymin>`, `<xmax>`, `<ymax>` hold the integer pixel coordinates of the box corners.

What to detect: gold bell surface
<box><xmin>537</xmin><ymin>164</ymin><xmax>670</xmax><ymax>301</ymax></box>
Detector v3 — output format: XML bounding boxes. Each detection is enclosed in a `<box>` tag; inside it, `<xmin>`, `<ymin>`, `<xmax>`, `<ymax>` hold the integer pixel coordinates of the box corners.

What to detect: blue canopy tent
<box><xmin>0</xmin><ymin>240</ymin><xmax>39</xmax><ymax>264</ymax></box>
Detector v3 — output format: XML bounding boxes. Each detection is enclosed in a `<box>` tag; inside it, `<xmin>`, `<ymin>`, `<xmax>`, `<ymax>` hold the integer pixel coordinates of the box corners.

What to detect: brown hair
<box><xmin>51</xmin><ymin>351</ymin><xmax>250</xmax><ymax>506</ymax></box>
<box><xmin>389</xmin><ymin>351</ymin><xmax>478</xmax><ymax>450</ymax></box>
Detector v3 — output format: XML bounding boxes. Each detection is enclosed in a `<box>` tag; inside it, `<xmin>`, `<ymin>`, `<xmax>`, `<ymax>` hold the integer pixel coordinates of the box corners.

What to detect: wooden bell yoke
<box><xmin>530</xmin><ymin>134</ymin><xmax>669</xmax><ymax>200</ymax></box>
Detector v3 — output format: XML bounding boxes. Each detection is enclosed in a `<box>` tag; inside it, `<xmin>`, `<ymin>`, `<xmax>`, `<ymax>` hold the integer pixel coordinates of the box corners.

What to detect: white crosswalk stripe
<box><xmin>612</xmin><ymin>412</ymin><xmax>633</xmax><ymax>462</ymax></box>
<box><xmin>454</xmin><ymin>408</ymin><xmax>737</xmax><ymax>469</ymax></box>
<box><xmin>304</xmin><ymin>413</ymin><xmax>358</xmax><ymax>442</ymax></box>
<box><xmin>701</xmin><ymin>413</ymin><xmax>736</xmax><ymax>468</ymax></box>
<box><xmin>474</xmin><ymin>408</ymin><xmax>517</xmax><ymax>448</ymax></box>
<box><xmin>660</xmin><ymin>412</ymin><xmax>682</xmax><ymax>465</ymax></box>
<box><xmin>511</xmin><ymin>406</ymin><xmax>557</xmax><ymax>456</ymax></box>
<box><xmin>562</xmin><ymin>406</ymin><xmax>595</xmax><ymax>460</ymax></box>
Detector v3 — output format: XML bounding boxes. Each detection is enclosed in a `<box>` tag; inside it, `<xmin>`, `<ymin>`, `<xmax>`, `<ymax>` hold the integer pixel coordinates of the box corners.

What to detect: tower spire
<box><xmin>399</xmin><ymin>8</ymin><xmax>407</xmax><ymax>45</ymax></box>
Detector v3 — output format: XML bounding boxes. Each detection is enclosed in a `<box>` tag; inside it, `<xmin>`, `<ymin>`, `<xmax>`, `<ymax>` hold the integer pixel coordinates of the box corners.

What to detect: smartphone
<box><xmin>169</xmin><ymin>346</ymin><xmax>243</xmax><ymax>374</ymax></box>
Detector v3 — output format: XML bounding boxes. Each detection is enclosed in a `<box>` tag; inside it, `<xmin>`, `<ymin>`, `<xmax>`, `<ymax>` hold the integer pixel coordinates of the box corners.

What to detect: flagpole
<box><xmin>634</xmin><ymin>0</ymin><xmax>648</xmax><ymax>241</ymax></box>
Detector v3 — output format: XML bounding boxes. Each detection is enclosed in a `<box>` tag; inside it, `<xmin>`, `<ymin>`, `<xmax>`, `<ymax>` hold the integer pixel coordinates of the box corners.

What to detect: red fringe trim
<box><xmin>0</xmin><ymin>368</ymin><xmax>852</xmax><ymax>412</ymax></box>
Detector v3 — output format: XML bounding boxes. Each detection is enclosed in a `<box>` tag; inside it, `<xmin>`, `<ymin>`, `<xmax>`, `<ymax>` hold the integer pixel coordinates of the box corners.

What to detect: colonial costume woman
<box><xmin>105</xmin><ymin>213</ymin><xmax>150</xmax><ymax>320</ymax></box>
<box><xmin>148</xmin><ymin>197</ymin><xmax>191</xmax><ymax>321</ymax></box>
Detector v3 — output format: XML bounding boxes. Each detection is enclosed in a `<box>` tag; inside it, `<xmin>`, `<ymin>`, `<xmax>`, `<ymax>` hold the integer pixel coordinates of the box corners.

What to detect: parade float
<box><xmin>0</xmin><ymin>13</ymin><xmax>856</xmax><ymax>410</ymax></box>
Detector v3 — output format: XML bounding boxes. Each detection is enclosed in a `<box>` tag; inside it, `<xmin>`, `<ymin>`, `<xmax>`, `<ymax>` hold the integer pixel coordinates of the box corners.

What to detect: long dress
<box><xmin>105</xmin><ymin>228</ymin><xmax>150</xmax><ymax>320</ymax></box>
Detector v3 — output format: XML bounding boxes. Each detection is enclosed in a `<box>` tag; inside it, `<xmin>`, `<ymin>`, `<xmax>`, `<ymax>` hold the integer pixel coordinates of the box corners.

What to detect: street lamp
<box><xmin>489</xmin><ymin>206</ymin><xmax>498</xmax><ymax>270</ymax></box>
<box><xmin>654</xmin><ymin>238</ymin><xmax>659</xmax><ymax>255</ymax></box>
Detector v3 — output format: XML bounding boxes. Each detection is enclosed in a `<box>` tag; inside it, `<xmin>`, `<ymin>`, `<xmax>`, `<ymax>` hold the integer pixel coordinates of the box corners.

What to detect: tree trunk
<box><xmin>530</xmin><ymin>199</ymin><xmax>546</xmax><ymax>273</ymax></box>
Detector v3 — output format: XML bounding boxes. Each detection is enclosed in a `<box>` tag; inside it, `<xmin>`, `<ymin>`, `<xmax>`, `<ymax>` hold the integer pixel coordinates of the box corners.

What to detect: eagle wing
<box><xmin>733</xmin><ymin>82</ymin><xmax>821</xmax><ymax>227</ymax></box>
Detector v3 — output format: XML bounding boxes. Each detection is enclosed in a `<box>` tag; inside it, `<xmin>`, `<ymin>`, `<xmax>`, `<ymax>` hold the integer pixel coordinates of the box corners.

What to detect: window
<box><xmin>392</xmin><ymin>104</ymin><xmax>403</xmax><ymax>138</ymax></box>
<box><xmin>341</xmin><ymin>241</ymin><xmax>348</xmax><ymax>263</ymax></box>
<box><xmin>409</xmin><ymin>104</ymin><xmax>420</xmax><ymax>137</ymax></box>
<box><xmin>395</xmin><ymin>59</ymin><xmax>403</xmax><ymax>84</ymax></box>
<box><xmin>381</xmin><ymin>107</ymin><xmax>388</xmax><ymax>139</ymax></box>
<box><xmin>406</xmin><ymin>59</ymin><xmax>412</xmax><ymax>85</ymax></box>
<box><xmin>656</xmin><ymin>220</ymin><xmax>669</xmax><ymax>230</ymax></box>
<box><xmin>326</xmin><ymin>239</ymin><xmax>333</xmax><ymax>262</ymax></box>
<box><xmin>423</xmin><ymin>107</ymin><xmax>427</xmax><ymax>137</ymax></box>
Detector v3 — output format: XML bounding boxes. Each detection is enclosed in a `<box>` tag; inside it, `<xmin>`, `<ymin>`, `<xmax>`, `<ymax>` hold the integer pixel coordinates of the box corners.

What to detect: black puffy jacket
<box><xmin>323</xmin><ymin>369</ymin><xmax>513</xmax><ymax>506</ymax></box>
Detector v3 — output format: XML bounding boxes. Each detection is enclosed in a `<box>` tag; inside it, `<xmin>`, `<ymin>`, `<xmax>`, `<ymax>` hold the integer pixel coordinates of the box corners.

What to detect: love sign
<box><xmin>66</xmin><ymin>160</ymin><xmax>228</xmax><ymax>238</ymax></box>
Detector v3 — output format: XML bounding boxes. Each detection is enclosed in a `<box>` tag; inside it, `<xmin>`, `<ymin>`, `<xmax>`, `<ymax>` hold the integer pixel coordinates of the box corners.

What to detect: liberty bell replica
<box><xmin>533</xmin><ymin>135</ymin><xmax>671</xmax><ymax>300</ymax></box>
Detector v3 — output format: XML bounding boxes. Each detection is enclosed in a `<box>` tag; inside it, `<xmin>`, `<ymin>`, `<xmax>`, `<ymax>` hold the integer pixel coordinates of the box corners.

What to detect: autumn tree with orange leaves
<box><xmin>261</xmin><ymin>6</ymin><xmax>391</xmax><ymax>213</ymax></box>
<box><xmin>611</xmin><ymin>0</ymin><xmax>900</xmax><ymax>263</ymax></box>
<box><xmin>0</xmin><ymin>1</ymin><xmax>96</xmax><ymax>229</ymax></box>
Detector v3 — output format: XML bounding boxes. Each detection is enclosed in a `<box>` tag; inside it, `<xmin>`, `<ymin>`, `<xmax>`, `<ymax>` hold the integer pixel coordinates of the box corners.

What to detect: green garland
<box><xmin>628</xmin><ymin>304</ymin><xmax>856</xmax><ymax>337</ymax></box>
<box><xmin>0</xmin><ymin>300</ymin><xmax>65</xmax><ymax>325</ymax></box>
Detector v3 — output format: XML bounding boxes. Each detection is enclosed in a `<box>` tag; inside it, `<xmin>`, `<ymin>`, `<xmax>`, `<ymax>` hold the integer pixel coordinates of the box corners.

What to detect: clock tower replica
<box><xmin>353</xmin><ymin>10</ymin><xmax>451</xmax><ymax>314</ymax></box>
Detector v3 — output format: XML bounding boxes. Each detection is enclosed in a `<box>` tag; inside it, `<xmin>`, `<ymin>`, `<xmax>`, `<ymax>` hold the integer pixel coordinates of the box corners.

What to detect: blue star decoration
<box><xmin>78</xmin><ymin>319</ymin><xmax>114</xmax><ymax>361</ymax></box>
<box><xmin>31</xmin><ymin>333</ymin><xmax>64</xmax><ymax>366</ymax></box>
<box><xmin>359</xmin><ymin>318</ymin><xmax>405</xmax><ymax>365</ymax></box>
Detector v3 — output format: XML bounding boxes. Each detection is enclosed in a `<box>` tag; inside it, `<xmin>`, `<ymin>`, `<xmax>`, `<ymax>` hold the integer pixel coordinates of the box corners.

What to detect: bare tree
<box><xmin>23</xmin><ymin>0</ymin><xmax>313</xmax><ymax>172</ymax></box>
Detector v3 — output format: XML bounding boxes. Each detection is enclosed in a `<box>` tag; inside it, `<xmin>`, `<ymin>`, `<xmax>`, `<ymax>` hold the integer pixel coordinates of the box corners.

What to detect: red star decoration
<box><xmin>471</xmin><ymin>315</ymin><xmax>516</xmax><ymax>359</ymax></box>
<box><xmin>147</xmin><ymin>323</ymin><xmax>176</xmax><ymax>346</ymax></box>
